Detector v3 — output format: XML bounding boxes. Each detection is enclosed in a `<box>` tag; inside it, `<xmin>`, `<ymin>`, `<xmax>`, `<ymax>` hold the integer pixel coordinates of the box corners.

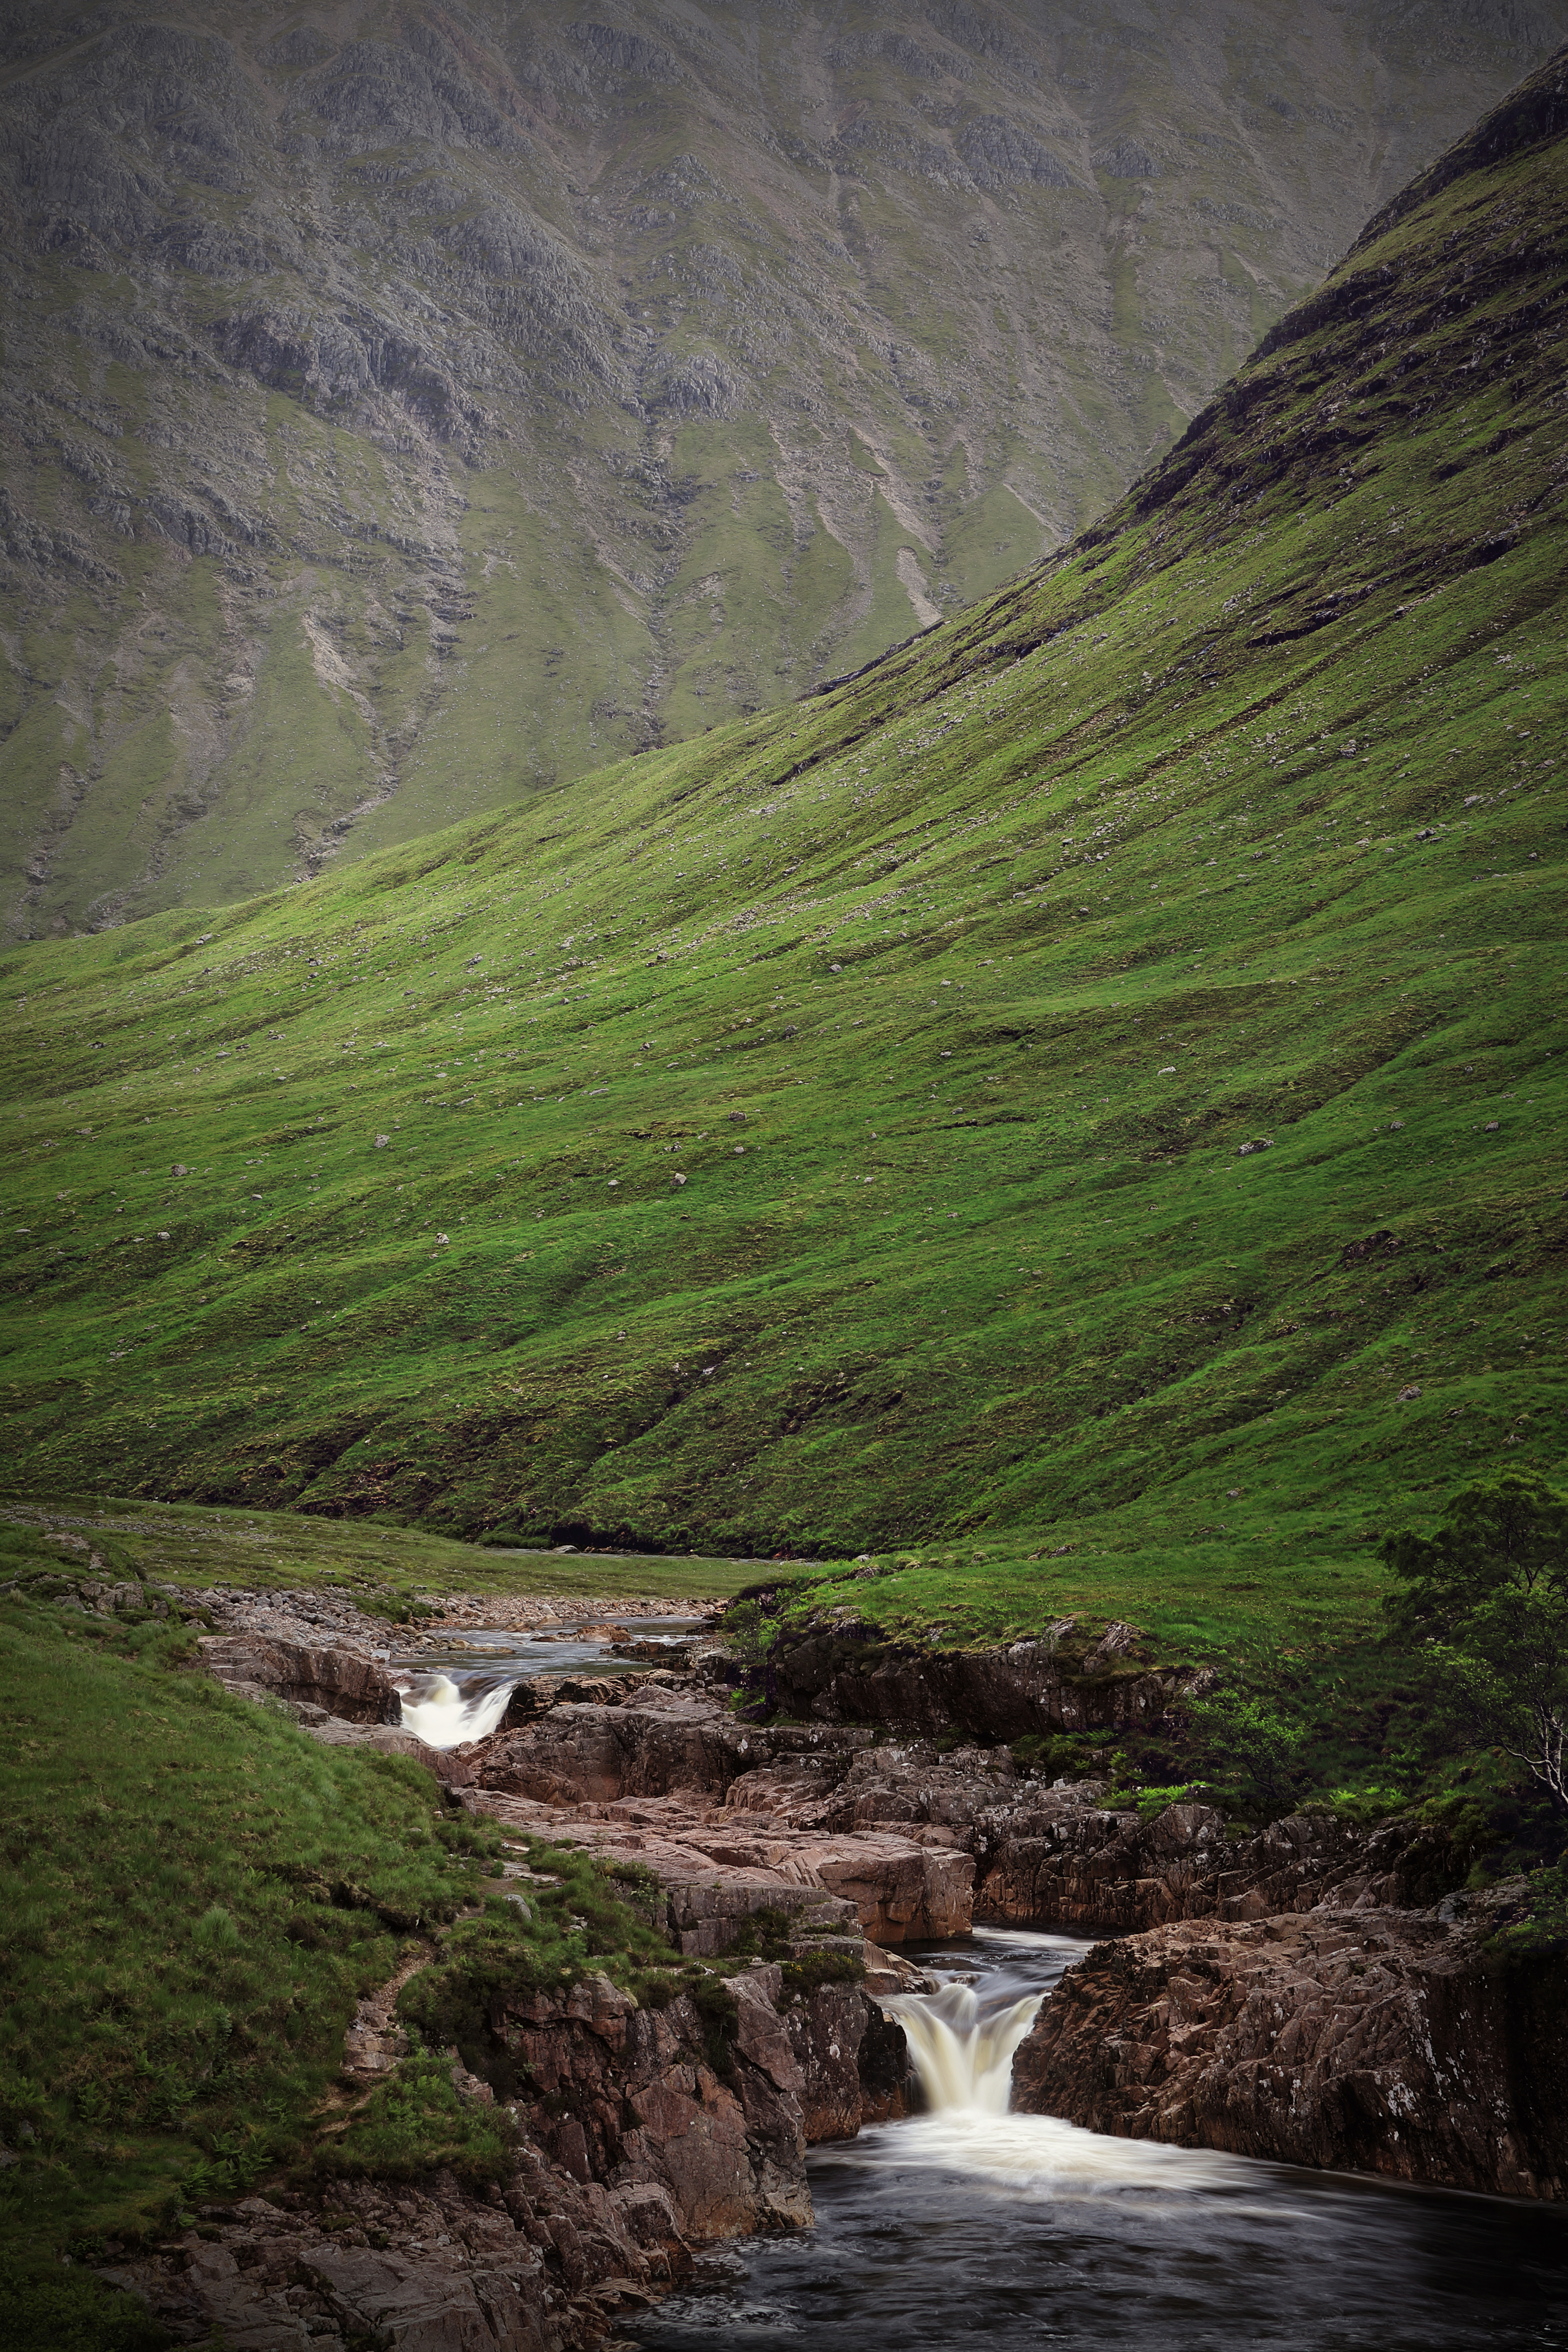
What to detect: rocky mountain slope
<box><xmin>2</xmin><ymin>43</ymin><xmax>1563</xmax><ymax>1584</ymax></box>
<box><xmin>3</xmin><ymin>0</ymin><xmax>1566</xmax><ymax>940</ymax></box>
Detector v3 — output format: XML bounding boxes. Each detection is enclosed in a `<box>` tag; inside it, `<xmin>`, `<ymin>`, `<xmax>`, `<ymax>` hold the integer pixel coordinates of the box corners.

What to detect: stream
<box><xmin>632</xmin><ymin>1924</ymin><xmax>1568</xmax><ymax>2351</ymax></box>
<box><xmin>389</xmin><ymin>1618</ymin><xmax>700</xmax><ymax>1748</ymax></box>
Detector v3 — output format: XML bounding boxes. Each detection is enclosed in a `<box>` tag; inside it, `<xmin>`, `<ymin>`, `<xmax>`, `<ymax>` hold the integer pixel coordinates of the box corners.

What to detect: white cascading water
<box><xmin>883</xmin><ymin>1980</ymin><xmax>1046</xmax><ymax>2115</ymax></box>
<box><xmin>395</xmin><ymin>1673</ymin><xmax>517</xmax><ymax>1750</ymax></box>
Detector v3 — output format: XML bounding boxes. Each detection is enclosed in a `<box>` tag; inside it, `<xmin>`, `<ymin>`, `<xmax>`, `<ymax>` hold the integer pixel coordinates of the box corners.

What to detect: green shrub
<box><xmin>0</xmin><ymin>2259</ymin><xmax>172</xmax><ymax>2352</ymax></box>
<box><xmin>1009</xmin><ymin>1732</ymin><xmax>1096</xmax><ymax>1779</ymax></box>
<box><xmin>314</xmin><ymin>2042</ymin><xmax>520</xmax><ymax>2186</ymax></box>
<box><xmin>1326</xmin><ymin>1785</ymin><xmax>1410</xmax><ymax>1825</ymax></box>
<box><xmin>1184</xmin><ymin>1687</ymin><xmax>1309</xmax><ymax>1807</ymax></box>
<box><xmin>779</xmin><ymin>1949</ymin><xmax>863</xmax><ymax>2001</ymax></box>
<box><xmin>1130</xmin><ymin>1783</ymin><xmax>1199</xmax><ymax>1821</ymax></box>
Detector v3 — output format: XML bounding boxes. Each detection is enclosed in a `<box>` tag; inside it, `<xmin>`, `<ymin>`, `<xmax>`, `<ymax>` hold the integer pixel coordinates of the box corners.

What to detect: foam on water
<box><xmin>633</xmin><ymin>1923</ymin><xmax>1568</xmax><ymax>2351</ymax></box>
<box><xmin>395</xmin><ymin>1672</ymin><xmax>516</xmax><ymax>1749</ymax></box>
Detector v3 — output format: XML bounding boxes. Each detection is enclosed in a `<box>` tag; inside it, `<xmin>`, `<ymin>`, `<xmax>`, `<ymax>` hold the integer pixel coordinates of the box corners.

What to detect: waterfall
<box><xmin>396</xmin><ymin>1672</ymin><xmax>517</xmax><ymax>1749</ymax></box>
<box><xmin>883</xmin><ymin>1981</ymin><xmax>1045</xmax><ymax>2115</ymax></box>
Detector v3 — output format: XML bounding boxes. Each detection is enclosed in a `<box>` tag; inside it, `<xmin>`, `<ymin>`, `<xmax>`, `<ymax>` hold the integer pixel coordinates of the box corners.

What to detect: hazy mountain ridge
<box><xmin>2</xmin><ymin>42</ymin><xmax>1562</xmax><ymax>1555</ymax></box>
<box><xmin>1</xmin><ymin>0</ymin><xmax>1565</xmax><ymax>942</ymax></box>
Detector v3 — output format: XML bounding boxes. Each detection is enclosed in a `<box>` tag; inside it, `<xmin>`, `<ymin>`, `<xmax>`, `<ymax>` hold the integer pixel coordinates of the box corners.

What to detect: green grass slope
<box><xmin>2</xmin><ymin>58</ymin><xmax>1565</xmax><ymax>1645</ymax></box>
<box><xmin>0</xmin><ymin>1522</ymin><xmax>512</xmax><ymax>2329</ymax></box>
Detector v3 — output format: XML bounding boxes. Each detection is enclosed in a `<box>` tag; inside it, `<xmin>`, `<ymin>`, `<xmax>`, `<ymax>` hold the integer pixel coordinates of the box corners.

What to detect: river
<box><xmin>389</xmin><ymin>1618</ymin><xmax>701</xmax><ymax>1746</ymax></box>
<box><xmin>632</xmin><ymin>1924</ymin><xmax>1568</xmax><ymax>2351</ymax></box>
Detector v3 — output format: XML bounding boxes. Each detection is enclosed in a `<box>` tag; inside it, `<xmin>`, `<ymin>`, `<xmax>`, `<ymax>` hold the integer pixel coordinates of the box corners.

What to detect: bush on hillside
<box><xmin>1430</xmin><ymin>1587</ymin><xmax>1568</xmax><ymax>1817</ymax></box>
<box><xmin>1384</xmin><ymin>1477</ymin><xmax>1568</xmax><ymax>1816</ymax></box>
<box><xmin>1381</xmin><ymin>1474</ymin><xmax>1568</xmax><ymax>1636</ymax></box>
<box><xmin>1183</xmin><ymin>1687</ymin><xmax>1309</xmax><ymax>1807</ymax></box>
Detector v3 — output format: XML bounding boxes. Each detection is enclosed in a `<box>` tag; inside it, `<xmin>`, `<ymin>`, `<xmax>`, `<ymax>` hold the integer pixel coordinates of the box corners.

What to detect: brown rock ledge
<box><xmin>1011</xmin><ymin>1898</ymin><xmax>1568</xmax><ymax>2200</ymax></box>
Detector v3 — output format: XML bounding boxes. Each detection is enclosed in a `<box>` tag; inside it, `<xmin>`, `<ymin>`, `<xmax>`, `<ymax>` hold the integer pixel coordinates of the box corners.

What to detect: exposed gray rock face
<box><xmin>3</xmin><ymin>0</ymin><xmax>1563</xmax><ymax>937</ymax></box>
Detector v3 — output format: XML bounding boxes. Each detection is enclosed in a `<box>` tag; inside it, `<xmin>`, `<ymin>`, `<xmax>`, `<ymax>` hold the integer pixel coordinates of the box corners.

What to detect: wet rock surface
<box><xmin>1011</xmin><ymin>1895</ymin><xmax>1568</xmax><ymax>2200</ymax></box>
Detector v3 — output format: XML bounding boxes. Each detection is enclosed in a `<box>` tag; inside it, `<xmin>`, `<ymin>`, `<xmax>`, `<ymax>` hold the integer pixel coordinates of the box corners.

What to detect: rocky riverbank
<box><xmin>1011</xmin><ymin>1893</ymin><xmax>1568</xmax><ymax>2199</ymax></box>
<box><xmin>102</xmin><ymin>1959</ymin><xmax>824</xmax><ymax>2348</ymax></box>
<box><xmin>103</xmin><ymin>1597</ymin><xmax>1566</xmax><ymax>2345</ymax></box>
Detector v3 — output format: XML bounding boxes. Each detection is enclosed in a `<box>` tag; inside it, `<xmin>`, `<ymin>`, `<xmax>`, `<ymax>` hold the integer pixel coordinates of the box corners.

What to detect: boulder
<box><xmin>196</xmin><ymin>1632</ymin><xmax>402</xmax><ymax>1725</ymax></box>
<box><xmin>1011</xmin><ymin>1896</ymin><xmax>1568</xmax><ymax>2199</ymax></box>
<box><xmin>791</xmin><ymin>1832</ymin><xmax>974</xmax><ymax>1942</ymax></box>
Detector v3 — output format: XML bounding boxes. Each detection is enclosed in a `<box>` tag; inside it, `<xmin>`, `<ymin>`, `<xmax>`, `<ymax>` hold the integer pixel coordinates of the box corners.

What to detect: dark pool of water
<box><xmin>632</xmin><ymin>1925</ymin><xmax>1568</xmax><ymax>2352</ymax></box>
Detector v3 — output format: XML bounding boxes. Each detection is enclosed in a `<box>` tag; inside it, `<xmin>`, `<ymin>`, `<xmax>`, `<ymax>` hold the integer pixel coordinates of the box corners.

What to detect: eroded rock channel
<box><xmin>111</xmin><ymin>1592</ymin><xmax>1568</xmax><ymax>2348</ymax></box>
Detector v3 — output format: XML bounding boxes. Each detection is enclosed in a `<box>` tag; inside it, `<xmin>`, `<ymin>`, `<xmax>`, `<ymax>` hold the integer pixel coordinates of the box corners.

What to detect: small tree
<box><xmin>1384</xmin><ymin>1475</ymin><xmax>1568</xmax><ymax>1816</ymax></box>
<box><xmin>1431</xmin><ymin>1586</ymin><xmax>1568</xmax><ymax>1815</ymax></box>
<box><xmin>1381</xmin><ymin>1472</ymin><xmax>1568</xmax><ymax>1637</ymax></box>
<box><xmin>1185</xmin><ymin>1686</ymin><xmax>1306</xmax><ymax>1806</ymax></box>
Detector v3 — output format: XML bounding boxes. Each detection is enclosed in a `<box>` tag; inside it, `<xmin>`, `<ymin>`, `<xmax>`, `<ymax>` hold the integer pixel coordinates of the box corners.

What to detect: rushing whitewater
<box><xmin>395</xmin><ymin>1672</ymin><xmax>516</xmax><ymax>1749</ymax></box>
<box><xmin>883</xmin><ymin>1978</ymin><xmax>1044</xmax><ymax>2115</ymax></box>
<box><xmin>391</xmin><ymin>1615</ymin><xmax>703</xmax><ymax>1748</ymax></box>
<box><xmin>632</xmin><ymin>1924</ymin><xmax>1568</xmax><ymax>2351</ymax></box>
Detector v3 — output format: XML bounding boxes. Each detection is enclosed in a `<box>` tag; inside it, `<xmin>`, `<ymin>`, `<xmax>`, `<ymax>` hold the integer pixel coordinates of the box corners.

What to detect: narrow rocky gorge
<box><xmin>102</xmin><ymin>1587</ymin><xmax>1567</xmax><ymax>2344</ymax></box>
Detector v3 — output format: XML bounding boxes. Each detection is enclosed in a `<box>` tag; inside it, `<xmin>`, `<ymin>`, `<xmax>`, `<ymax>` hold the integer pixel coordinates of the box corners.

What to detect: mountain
<box><xmin>2</xmin><ymin>42</ymin><xmax>1564</xmax><ymax>1583</ymax></box>
<box><xmin>3</xmin><ymin>0</ymin><xmax>1566</xmax><ymax>941</ymax></box>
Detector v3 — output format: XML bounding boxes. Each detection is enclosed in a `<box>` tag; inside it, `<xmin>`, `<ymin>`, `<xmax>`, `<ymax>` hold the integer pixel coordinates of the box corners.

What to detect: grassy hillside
<box><xmin>0</xmin><ymin>1522</ymin><xmax>507</xmax><ymax>2338</ymax></box>
<box><xmin>2</xmin><ymin>56</ymin><xmax>1565</xmax><ymax>1669</ymax></box>
<box><xmin>0</xmin><ymin>1518</ymin><xmax>735</xmax><ymax>2338</ymax></box>
<box><xmin>0</xmin><ymin>1491</ymin><xmax>765</xmax><ymax>1609</ymax></box>
<box><xmin>5</xmin><ymin>0</ymin><xmax>1567</xmax><ymax>940</ymax></box>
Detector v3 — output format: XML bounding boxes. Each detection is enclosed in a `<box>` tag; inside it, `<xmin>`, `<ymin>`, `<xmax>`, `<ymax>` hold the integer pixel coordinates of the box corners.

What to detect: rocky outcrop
<box><xmin>105</xmin><ymin>1963</ymin><xmax>824</xmax><ymax>2348</ymax></box>
<box><xmin>184</xmin><ymin>1612</ymin><xmax>1566</xmax><ymax>2227</ymax></box>
<box><xmin>456</xmin><ymin>1687</ymin><xmax>978</xmax><ymax>1944</ymax></box>
<box><xmin>756</xmin><ymin>1615</ymin><xmax>1181</xmax><ymax>1742</ymax></box>
<box><xmin>436</xmin><ymin>1685</ymin><xmax>1473</xmax><ymax>1955</ymax></box>
<box><xmin>495</xmin><ymin>1967</ymin><xmax>811</xmax><ymax>2238</ymax></box>
<box><xmin>196</xmin><ymin>1631</ymin><xmax>404</xmax><ymax>1726</ymax></box>
<box><xmin>1012</xmin><ymin>1895</ymin><xmax>1568</xmax><ymax>2200</ymax></box>
<box><xmin>468</xmin><ymin>1685</ymin><xmax>766</xmax><ymax>1805</ymax></box>
<box><xmin>971</xmin><ymin>1795</ymin><xmax>1463</xmax><ymax>1934</ymax></box>
<box><xmin>104</xmin><ymin>2156</ymin><xmax>683</xmax><ymax>2351</ymax></box>
<box><xmin>785</xmin><ymin>1979</ymin><xmax>918</xmax><ymax>2140</ymax></box>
